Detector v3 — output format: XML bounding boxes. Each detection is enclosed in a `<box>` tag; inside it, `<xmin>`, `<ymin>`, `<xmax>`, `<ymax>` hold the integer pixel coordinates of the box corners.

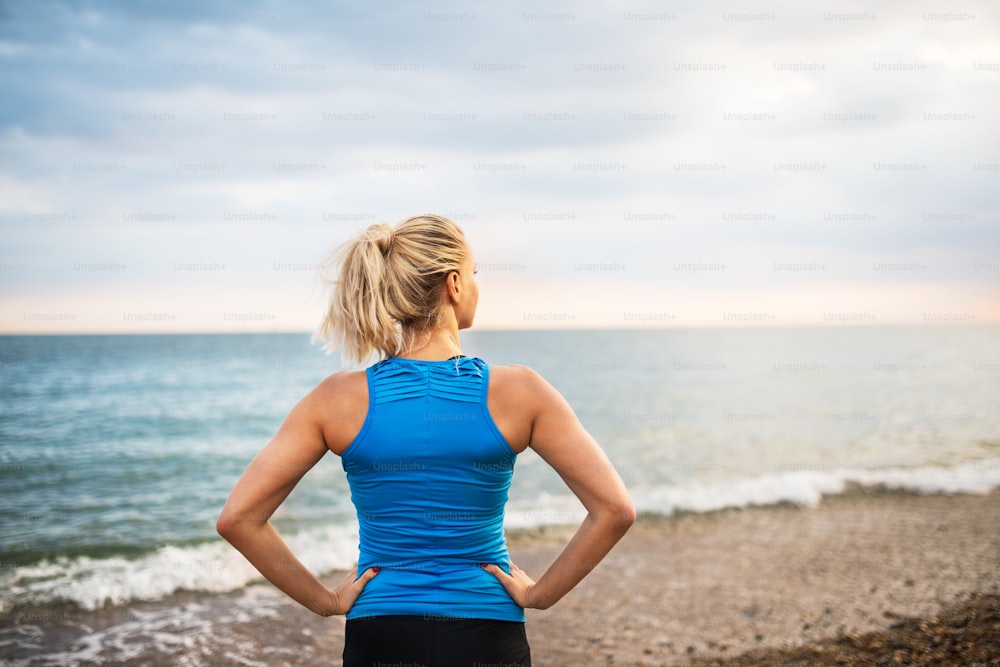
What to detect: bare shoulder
<box><xmin>308</xmin><ymin>369</ymin><xmax>369</xmax><ymax>454</ymax></box>
<box><xmin>314</xmin><ymin>368</ymin><xmax>368</xmax><ymax>396</ymax></box>
<box><xmin>487</xmin><ymin>364</ymin><xmax>572</xmax><ymax>453</ymax></box>
<box><xmin>491</xmin><ymin>362</ymin><xmax>564</xmax><ymax>388</ymax></box>
<box><xmin>488</xmin><ymin>362</ymin><xmax>542</xmax><ymax>388</ymax></box>
<box><xmin>489</xmin><ymin>363</ymin><xmax>571</xmax><ymax>411</ymax></box>
<box><xmin>488</xmin><ymin>363</ymin><xmax>553</xmax><ymax>407</ymax></box>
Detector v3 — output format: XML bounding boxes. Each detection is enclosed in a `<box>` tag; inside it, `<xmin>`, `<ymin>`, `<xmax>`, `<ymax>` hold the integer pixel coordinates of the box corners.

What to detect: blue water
<box><xmin>1</xmin><ymin>326</ymin><xmax>998</xmax><ymax>611</ymax></box>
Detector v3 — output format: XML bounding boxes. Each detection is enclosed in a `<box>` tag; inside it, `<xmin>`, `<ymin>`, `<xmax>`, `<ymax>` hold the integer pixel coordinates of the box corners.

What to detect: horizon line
<box><xmin>2</xmin><ymin>320</ymin><xmax>997</xmax><ymax>337</ymax></box>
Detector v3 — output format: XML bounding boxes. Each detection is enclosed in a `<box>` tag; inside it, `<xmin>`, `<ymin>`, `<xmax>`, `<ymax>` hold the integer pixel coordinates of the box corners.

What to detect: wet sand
<box><xmin>3</xmin><ymin>489</ymin><xmax>998</xmax><ymax>666</ymax></box>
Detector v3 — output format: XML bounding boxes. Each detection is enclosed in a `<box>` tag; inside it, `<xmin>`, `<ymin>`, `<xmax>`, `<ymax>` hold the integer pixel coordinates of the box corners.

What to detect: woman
<box><xmin>217</xmin><ymin>214</ymin><xmax>635</xmax><ymax>665</ymax></box>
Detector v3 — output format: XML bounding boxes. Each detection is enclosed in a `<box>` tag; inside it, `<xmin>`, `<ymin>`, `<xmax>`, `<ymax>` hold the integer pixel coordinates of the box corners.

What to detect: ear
<box><xmin>445</xmin><ymin>270</ymin><xmax>461</xmax><ymax>302</ymax></box>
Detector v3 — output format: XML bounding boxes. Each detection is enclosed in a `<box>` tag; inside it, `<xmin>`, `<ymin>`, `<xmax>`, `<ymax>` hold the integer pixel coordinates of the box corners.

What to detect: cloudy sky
<box><xmin>1</xmin><ymin>0</ymin><xmax>997</xmax><ymax>334</ymax></box>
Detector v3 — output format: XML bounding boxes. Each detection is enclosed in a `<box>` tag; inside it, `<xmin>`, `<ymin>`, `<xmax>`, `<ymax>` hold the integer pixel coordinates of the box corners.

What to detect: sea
<box><xmin>1</xmin><ymin>326</ymin><xmax>998</xmax><ymax>664</ymax></box>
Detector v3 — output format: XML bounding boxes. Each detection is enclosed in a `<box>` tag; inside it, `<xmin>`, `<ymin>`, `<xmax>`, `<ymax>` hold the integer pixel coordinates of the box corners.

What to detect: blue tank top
<box><xmin>340</xmin><ymin>356</ymin><xmax>524</xmax><ymax>622</ymax></box>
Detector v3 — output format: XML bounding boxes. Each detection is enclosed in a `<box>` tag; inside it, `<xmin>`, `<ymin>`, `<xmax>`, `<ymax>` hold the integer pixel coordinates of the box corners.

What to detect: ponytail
<box><xmin>315</xmin><ymin>214</ymin><xmax>468</xmax><ymax>364</ymax></box>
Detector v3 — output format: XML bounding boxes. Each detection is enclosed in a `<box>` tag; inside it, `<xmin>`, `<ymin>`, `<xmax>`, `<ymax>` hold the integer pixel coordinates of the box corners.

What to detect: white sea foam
<box><xmin>0</xmin><ymin>523</ymin><xmax>360</xmax><ymax>613</ymax></box>
<box><xmin>6</xmin><ymin>588</ymin><xmax>297</xmax><ymax>667</ymax></box>
<box><xmin>508</xmin><ymin>459</ymin><xmax>1000</xmax><ymax>524</ymax></box>
<box><xmin>630</xmin><ymin>458</ymin><xmax>1000</xmax><ymax>516</ymax></box>
<box><xmin>505</xmin><ymin>491</ymin><xmax>587</xmax><ymax>529</ymax></box>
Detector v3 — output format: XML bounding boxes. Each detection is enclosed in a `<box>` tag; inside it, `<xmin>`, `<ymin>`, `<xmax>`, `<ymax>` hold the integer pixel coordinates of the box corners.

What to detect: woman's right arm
<box><xmin>484</xmin><ymin>366</ymin><xmax>635</xmax><ymax>609</ymax></box>
<box><xmin>216</xmin><ymin>371</ymin><xmax>376</xmax><ymax>615</ymax></box>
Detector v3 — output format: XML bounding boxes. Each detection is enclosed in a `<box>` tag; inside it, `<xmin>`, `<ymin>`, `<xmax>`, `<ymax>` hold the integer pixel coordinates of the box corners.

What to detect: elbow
<box><xmin>217</xmin><ymin>505</ymin><xmax>269</xmax><ymax>542</ymax></box>
<box><xmin>608</xmin><ymin>497</ymin><xmax>636</xmax><ymax>535</ymax></box>
<box><xmin>595</xmin><ymin>498</ymin><xmax>636</xmax><ymax>536</ymax></box>
<box><xmin>216</xmin><ymin>514</ymin><xmax>236</xmax><ymax>541</ymax></box>
<box><xmin>616</xmin><ymin>501</ymin><xmax>637</xmax><ymax>533</ymax></box>
<box><xmin>216</xmin><ymin>506</ymin><xmax>250</xmax><ymax>542</ymax></box>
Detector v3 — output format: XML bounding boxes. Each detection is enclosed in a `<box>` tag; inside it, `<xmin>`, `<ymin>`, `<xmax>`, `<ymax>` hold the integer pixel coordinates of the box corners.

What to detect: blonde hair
<box><xmin>315</xmin><ymin>214</ymin><xmax>469</xmax><ymax>364</ymax></box>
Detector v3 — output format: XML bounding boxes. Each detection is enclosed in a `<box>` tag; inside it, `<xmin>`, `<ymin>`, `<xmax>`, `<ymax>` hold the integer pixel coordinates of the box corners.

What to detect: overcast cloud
<box><xmin>1</xmin><ymin>0</ymin><xmax>998</xmax><ymax>333</ymax></box>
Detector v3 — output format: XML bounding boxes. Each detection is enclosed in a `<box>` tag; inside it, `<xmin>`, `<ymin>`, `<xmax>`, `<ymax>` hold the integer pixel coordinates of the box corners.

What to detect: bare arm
<box><xmin>216</xmin><ymin>372</ymin><xmax>376</xmax><ymax>615</ymax></box>
<box><xmin>484</xmin><ymin>367</ymin><xmax>635</xmax><ymax>609</ymax></box>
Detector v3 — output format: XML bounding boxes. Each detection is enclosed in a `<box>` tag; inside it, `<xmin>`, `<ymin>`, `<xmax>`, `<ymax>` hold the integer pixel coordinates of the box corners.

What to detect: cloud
<box><xmin>1</xmin><ymin>0</ymin><xmax>997</xmax><ymax>333</ymax></box>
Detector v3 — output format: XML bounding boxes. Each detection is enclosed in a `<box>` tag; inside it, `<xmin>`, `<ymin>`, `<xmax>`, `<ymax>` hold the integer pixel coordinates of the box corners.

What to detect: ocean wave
<box><xmin>0</xmin><ymin>524</ymin><xmax>360</xmax><ymax>613</ymax></box>
<box><xmin>3</xmin><ymin>460</ymin><xmax>998</xmax><ymax>612</ymax></box>
<box><xmin>629</xmin><ymin>458</ymin><xmax>1000</xmax><ymax>516</ymax></box>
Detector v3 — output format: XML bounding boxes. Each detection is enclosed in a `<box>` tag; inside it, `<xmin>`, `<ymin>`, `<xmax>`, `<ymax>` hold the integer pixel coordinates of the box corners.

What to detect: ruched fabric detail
<box><xmin>369</xmin><ymin>356</ymin><xmax>485</xmax><ymax>405</ymax></box>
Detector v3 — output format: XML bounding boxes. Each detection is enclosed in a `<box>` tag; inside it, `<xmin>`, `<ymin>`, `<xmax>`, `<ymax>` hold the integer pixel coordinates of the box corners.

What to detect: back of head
<box><xmin>315</xmin><ymin>214</ymin><xmax>468</xmax><ymax>364</ymax></box>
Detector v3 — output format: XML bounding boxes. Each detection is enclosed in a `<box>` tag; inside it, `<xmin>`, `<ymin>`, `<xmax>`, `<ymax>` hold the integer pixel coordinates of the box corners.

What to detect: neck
<box><xmin>399</xmin><ymin>324</ymin><xmax>463</xmax><ymax>361</ymax></box>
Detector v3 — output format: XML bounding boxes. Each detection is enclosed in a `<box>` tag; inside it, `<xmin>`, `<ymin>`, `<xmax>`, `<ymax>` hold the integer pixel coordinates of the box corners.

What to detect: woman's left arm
<box><xmin>216</xmin><ymin>372</ymin><xmax>376</xmax><ymax>615</ymax></box>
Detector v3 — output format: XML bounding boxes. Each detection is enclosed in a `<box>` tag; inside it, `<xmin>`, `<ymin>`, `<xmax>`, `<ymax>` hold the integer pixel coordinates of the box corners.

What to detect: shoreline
<box><xmin>2</xmin><ymin>489</ymin><xmax>998</xmax><ymax>665</ymax></box>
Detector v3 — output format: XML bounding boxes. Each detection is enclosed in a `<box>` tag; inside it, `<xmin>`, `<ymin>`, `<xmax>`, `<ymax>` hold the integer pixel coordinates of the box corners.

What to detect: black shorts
<box><xmin>343</xmin><ymin>614</ymin><xmax>531</xmax><ymax>667</ymax></box>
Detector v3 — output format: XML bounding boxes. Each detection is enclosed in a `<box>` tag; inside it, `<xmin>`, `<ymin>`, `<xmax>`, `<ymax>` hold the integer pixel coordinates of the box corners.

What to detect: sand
<box><xmin>3</xmin><ymin>489</ymin><xmax>998</xmax><ymax>666</ymax></box>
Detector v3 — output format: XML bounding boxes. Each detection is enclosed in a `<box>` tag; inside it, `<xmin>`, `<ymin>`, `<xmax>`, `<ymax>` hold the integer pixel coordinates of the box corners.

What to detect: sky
<box><xmin>1</xmin><ymin>0</ymin><xmax>998</xmax><ymax>334</ymax></box>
